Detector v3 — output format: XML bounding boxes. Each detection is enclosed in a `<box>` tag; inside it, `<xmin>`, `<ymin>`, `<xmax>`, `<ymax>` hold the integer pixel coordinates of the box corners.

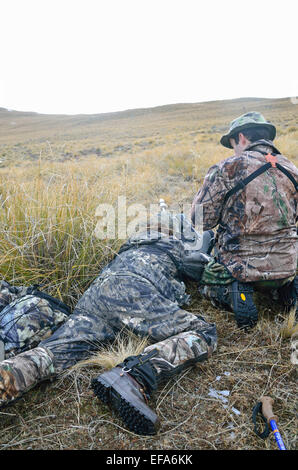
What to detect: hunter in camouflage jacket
<box><xmin>0</xmin><ymin>223</ymin><xmax>217</xmax><ymax>409</ymax></box>
<box><xmin>191</xmin><ymin>139</ymin><xmax>298</xmax><ymax>283</ymax></box>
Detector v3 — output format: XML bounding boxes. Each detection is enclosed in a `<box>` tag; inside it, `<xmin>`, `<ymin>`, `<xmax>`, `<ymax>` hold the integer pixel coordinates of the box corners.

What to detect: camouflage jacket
<box><xmin>98</xmin><ymin>231</ymin><xmax>191</xmax><ymax>307</ymax></box>
<box><xmin>191</xmin><ymin>140</ymin><xmax>298</xmax><ymax>282</ymax></box>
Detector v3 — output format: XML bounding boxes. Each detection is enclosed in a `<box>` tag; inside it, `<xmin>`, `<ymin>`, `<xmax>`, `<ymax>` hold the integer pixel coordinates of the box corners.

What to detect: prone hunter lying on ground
<box><xmin>0</xmin><ymin>211</ymin><xmax>217</xmax><ymax>435</ymax></box>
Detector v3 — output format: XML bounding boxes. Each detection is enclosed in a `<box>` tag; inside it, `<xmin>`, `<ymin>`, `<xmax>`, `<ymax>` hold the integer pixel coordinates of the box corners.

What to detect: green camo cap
<box><xmin>220</xmin><ymin>111</ymin><xmax>276</xmax><ymax>149</ymax></box>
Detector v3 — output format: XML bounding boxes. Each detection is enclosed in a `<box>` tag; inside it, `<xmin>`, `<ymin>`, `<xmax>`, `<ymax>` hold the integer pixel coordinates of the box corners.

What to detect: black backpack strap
<box><xmin>259</xmin><ymin>150</ymin><xmax>298</xmax><ymax>191</ymax></box>
<box><xmin>223</xmin><ymin>162</ymin><xmax>272</xmax><ymax>203</ymax></box>
<box><xmin>276</xmin><ymin>163</ymin><xmax>298</xmax><ymax>191</ymax></box>
<box><xmin>224</xmin><ymin>153</ymin><xmax>298</xmax><ymax>204</ymax></box>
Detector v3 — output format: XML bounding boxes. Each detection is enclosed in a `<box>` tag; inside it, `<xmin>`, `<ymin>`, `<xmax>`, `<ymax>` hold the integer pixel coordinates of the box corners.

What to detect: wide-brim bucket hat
<box><xmin>220</xmin><ymin>111</ymin><xmax>276</xmax><ymax>149</ymax></box>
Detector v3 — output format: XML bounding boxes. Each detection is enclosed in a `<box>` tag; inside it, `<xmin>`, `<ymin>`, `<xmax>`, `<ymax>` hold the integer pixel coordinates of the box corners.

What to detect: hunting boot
<box><xmin>230</xmin><ymin>281</ymin><xmax>258</xmax><ymax>329</ymax></box>
<box><xmin>92</xmin><ymin>317</ymin><xmax>217</xmax><ymax>435</ymax></box>
<box><xmin>0</xmin><ymin>346</ymin><xmax>55</xmax><ymax>407</ymax></box>
<box><xmin>199</xmin><ymin>281</ymin><xmax>258</xmax><ymax>329</ymax></box>
<box><xmin>91</xmin><ymin>349</ymin><xmax>160</xmax><ymax>435</ymax></box>
<box><xmin>277</xmin><ymin>277</ymin><xmax>298</xmax><ymax>317</ymax></box>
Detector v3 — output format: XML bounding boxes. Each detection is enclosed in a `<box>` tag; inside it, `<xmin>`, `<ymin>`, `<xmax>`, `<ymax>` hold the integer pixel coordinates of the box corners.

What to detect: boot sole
<box><xmin>92</xmin><ymin>375</ymin><xmax>159</xmax><ymax>436</ymax></box>
<box><xmin>231</xmin><ymin>281</ymin><xmax>258</xmax><ymax>328</ymax></box>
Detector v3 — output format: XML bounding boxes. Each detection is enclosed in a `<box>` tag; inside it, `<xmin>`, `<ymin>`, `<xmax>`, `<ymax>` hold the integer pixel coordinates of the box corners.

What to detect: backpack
<box><xmin>0</xmin><ymin>281</ymin><xmax>71</xmax><ymax>360</ymax></box>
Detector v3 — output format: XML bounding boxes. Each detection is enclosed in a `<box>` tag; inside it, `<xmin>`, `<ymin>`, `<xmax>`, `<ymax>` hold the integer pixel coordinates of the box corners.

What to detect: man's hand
<box><xmin>181</xmin><ymin>251</ymin><xmax>211</xmax><ymax>282</ymax></box>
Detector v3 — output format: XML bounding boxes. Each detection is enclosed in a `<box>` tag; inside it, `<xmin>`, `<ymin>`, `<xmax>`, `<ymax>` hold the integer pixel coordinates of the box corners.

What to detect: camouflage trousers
<box><xmin>199</xmin><ymin>276</ymin><xmax>296</xmax><ymax>311</ymax></box>
<box><xmin>39</xmin><ymin>272</ymin><xmax>217</xmax><ymax>372</ymax></box>
<box><xmin>0</xmin><ymin>347</ymin><xmax>54</xmax><ymax>404</ymax></box>
<box><xmin>0</xmin><ymin>272</ymin><xmax>216</xmax><ymax>406</ymax></box>
<box><xmin>200</xmin><ymin>259</ymin><xmax>295</xmax><ymax>288</ymax></box>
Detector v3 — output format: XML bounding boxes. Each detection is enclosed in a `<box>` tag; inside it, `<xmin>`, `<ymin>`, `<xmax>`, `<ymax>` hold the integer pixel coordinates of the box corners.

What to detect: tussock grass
<box><xmin>0</xmin><ymin>162</ymin><xmax>123</xmax><ymax>305</ymax></box>
<box><xmin>280</xmin><ymin>308</ymin><xmax>298</xmax><ymax>339</ymax></box>
<box><xmin>70</xmin><ymin>330</ymin><xmax>149</xmax><ymax>372</ymax></box>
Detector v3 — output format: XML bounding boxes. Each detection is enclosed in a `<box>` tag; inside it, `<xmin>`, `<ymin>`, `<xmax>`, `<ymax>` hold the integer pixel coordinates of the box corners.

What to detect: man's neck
<box><xmin>245</xmin><ymin>139</ymin><xmax>281</xmax><ymax>155</ymax></box>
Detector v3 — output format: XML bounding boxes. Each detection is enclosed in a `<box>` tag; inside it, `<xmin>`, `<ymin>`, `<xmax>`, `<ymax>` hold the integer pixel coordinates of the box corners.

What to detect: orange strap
<box><xmin>265</xmin><ymin>153</ymin><xmax>277</xmax><ymax>167</ymax></box>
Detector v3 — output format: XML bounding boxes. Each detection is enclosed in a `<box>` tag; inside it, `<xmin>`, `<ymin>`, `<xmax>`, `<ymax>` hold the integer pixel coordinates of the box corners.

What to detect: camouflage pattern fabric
<box><xmin>0</xmin><ymin>228</ymin><xmax>217</xmax><ymax>406</ymax></box>
<box><xmin>144</xmin><ymin>317</ymin><xmax>217</xmax><ymax>378</ymax></box>
<box><xmin>252</xmin><ymin>275</ymin><xmax>295</xmax><ymax>289</ymax></box>
<box><xmin>0</xmin><ymin>280</ymin><xmax>31</xmax><ymax>313</ymax></box>
<box><xmin>198</xmin><ymin>275</ymin><xmax>297</xmax><ymax>314</ymax></box>
<box><xmin>220</xmin><ymin>112</ymin><xmax>276</xmax><ymax>149</ymax></box>
<box><xmin>39</xmin><ymin>230</ymin><xmax>213</xmax><ymax>372</ymax></box>
<box><xmin>0</xmin><ymin>294</ymin><xmax>70</xmax><ymax>359</ymax></box>
<box><xmin>200</xmin><ymin>259</ymin><xmax>295</xmax><ymax>288</ymax></box>
<box><xmin>198</xmin><ymin>284</ymin><xmax>233</xmax><ymax>311</ymax></box>
<box><xmin>191</xmin><ymin>140</ymin><xmax>298</xmax><ymax>283</ymax></box>
<box><xmin>0</xmin><ymin>347</ymin><xmax>54</xmax><ymax>405</ymax></box>
<box><xmin>200</xmin><ymin>259</ymin><xmax>234</xmax><ymax>285</ymax></box>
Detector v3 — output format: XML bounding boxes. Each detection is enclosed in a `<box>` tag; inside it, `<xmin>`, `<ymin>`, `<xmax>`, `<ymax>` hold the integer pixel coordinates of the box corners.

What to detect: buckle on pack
<box><xmin>121</xmin><ymin>349</ymin><xmax>158</xmax><ymax>373</ymax></box>
<box><xmin>265</xmin><ymin>153</ymin><xmax>277</xmax><ymax>167</ymax></box>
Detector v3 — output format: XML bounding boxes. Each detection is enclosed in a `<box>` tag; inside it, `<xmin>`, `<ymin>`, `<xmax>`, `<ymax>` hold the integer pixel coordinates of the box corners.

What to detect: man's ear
<box><xmin>239</xmin><ymin>132</ymin><xmax>249</xmax><ymax>145</ymax></box>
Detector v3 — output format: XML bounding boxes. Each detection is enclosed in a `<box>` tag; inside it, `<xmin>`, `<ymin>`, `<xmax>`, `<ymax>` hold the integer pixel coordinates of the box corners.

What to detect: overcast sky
<box><xmin>0</xmin><ymin>0</ymin><xmax>297</xmax><ymax>115</ymax></box>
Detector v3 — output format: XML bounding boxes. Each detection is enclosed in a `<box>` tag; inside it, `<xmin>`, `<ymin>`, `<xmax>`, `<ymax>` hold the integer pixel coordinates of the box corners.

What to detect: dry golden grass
<box><xmin>70</xmin><ymin>330</ymin><xmax>149</xmax><ymax>372</ymax></box>
<box><xmin>280</xmin><ymin>308</ymin><xmax>298</xmax><ymax>339</ymax></box>
<box><xmin>0</xmin><ymin>97</ymin><xmax>297</xmax><ymax>450</ymax></box>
